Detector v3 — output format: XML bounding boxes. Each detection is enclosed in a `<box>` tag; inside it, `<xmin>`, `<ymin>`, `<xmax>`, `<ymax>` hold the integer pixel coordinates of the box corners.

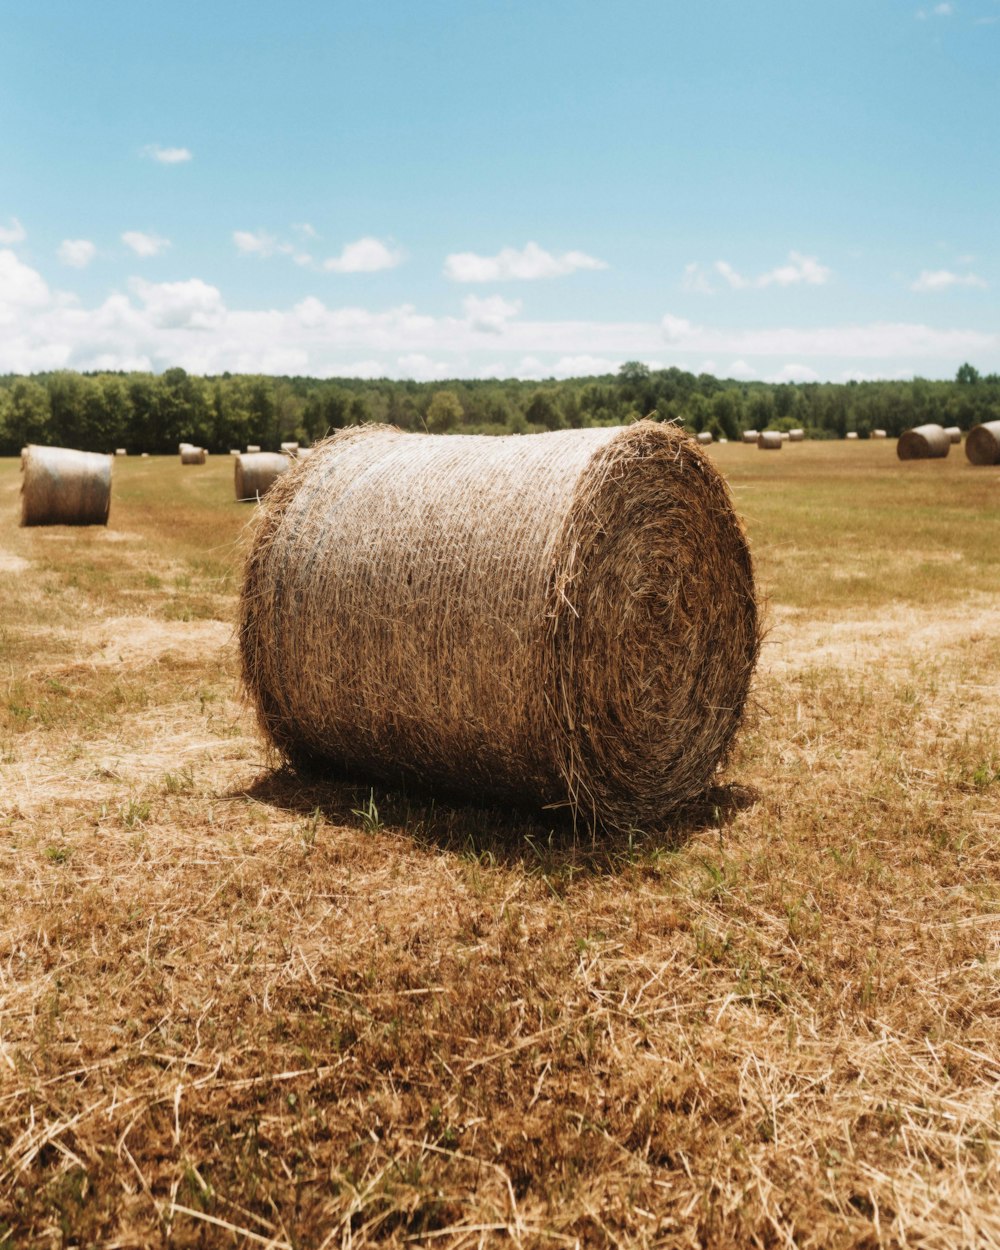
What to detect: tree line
<box><xmin>1</xmin><ymin>362</ymin><xmax>997</xmax><ymax>456</ymax></box>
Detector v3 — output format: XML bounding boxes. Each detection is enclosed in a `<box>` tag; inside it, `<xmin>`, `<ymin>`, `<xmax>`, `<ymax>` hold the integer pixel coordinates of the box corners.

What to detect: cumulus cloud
<box><xmin>462</xmin><ymin>294</ymin><xmax>522</xmax><ymax>334</ymax></box>
<box><xmin>681</xmin><ymin>263</ymin><xmax>714</xmax><ymax>294</ymax></box>
<box><xmin>0</xmin><ymin>217</ymin><xmax>26</xmax><ymax>245</ymax></box>
<box><xmin>0</xmin><ymin>250</ymin><xmax>50</xmax><ymax>322</ymax></box>
<box><xmin>444</xmin><ymin>241</ymin><xmax>608</xmax><ymax>282</ymax></box>
<box><xmin>58</xmin><ymin>239</ymin><xmax>96</xmax><ymax>269</ymax></box>
<box><xmin>910</xmin><ymin>269</ymin><xmax>988</xmax><ymax>291</ymax></box>
<box><xmin>142</xmin><ymin>144</ymin><xmax>192</xmax><ymax>164</ymax></box>
<box><xmin>122</xmin><ymin>230</ymin><xmax>171</xmax><ymax>257</ymax></box>
<box><xmin>713</xmin><ymin>251</ymin><xmax>831</xmax><ymax>290</ymax></box>
<box><xmin>323</xmin><ymin>237</ymin><xmax>402</xmax><ymax>273</ymax></box>
<box><xmin>129</xmin><ymin>277</ymin><xmax>225</xmax><ymax>329</ymax></box>
<box><xmin>233</xmin><ymin>229</ymin><xmax>288</xmax><ymax>257</ymax></box>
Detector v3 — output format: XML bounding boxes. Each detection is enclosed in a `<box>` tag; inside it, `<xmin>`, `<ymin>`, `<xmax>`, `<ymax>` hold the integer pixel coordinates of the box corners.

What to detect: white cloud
<box><xmin>58</xmin><ymin>239</ymin><xmax>96</xmax><ymax>269</ymax></box>
<box><xmin>293</xmin><ymin>222</ymin><xmax>319</xmax><ymax>239</ymax></box>
<box><xmin>910</xmin><ymin>269</ymin><xmax>988</xmax><ymax>292</ymax></box>
<box><xmin>323</xmin><ymin>237</ymin><xmax>402</xmax><ymax>273</ymax></box>
<box><xmin>0</xmin><ymin>217</ymin><xmax>26</xmax><ymax>245</ymax></box>
<box><xmin>714</xmin><ymin>251</ymin><xmax>831</xmax><ymax>290</ymax></box>
<box><xmin>444</xmin><ymin>241</ymin><xmax>608</xmax><ymax>282</ymax></box>
<box><xmin>727</xmin><ymin>359</ymin><xmax>758</xmax><ymax>379</ymax></box>
<box><xmin>122</xmin><ymin>230</ymin><xmax>171</xmax><ymax>257</ymax></box>
<box><xmin>462</xmin><ymin>294</ymin><xmax>522</xmax><ymax>334</ymax></box>
<box><xmin>142</xmin><ymin>144</ymin><xmax>192</xmax><ymax>164</ymax></box>
<box><xmin>770</xmin><ymin>363</ymin><xmax>820</xmax><ymax>383</ymax></box>
<box><xmin>681</xmin><ymin>263</ymin><xmax>714</xmax><ymax>294</ymax></box>
<box><xmin>233</xmin><ymin>229</ymin><xmax>291</xmax><ymax>258</ymax></box>
<box><xmin>129</xmin><ymin>277</ymin><xmax>225</xmax><ymax>329</ymax></box>
<box><xmin>0</xmin><ymin>250</ymin><xmax>50</xmax><ymax>322</ymax></box>
<box><xmin>397</xmin><ymin>353</ymin><xmax>451</xmax><ymax>381</ymax></box>
<box><xmin>662</xmin><ymin>314</ymin><xmax>699</xmax><ymax>343</ymax></box>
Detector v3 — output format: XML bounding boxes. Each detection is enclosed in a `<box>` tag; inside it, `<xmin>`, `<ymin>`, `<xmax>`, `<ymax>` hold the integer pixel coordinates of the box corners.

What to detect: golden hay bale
<box><xmin>846</xmin><ymin>431</ymin><xmax>859</xmax><ymax>440</ymax></box>
<box><xmin>115</xmin><ymin>448</ymin><xmax>127</xmax><ymax>457</ymax></box>
<box><xmin>872</xmin><ymin>429</ymin><xmax>887</xmax><ymax>438</ymax></box>
<box><xmin>230</xmin><ymin>449</ymin><xmax>241</xmax><ymax>456</ymax></box>
<box><xmin>944</xmin><ymin>426</ymin><xmax>961</xmax><ymax>444</ymax></box>
<box><xmin>235</xmin><ymin>451</ymin><xmax>291</xmax><ymax>502</ymax></box>
<box><xmin>719</xmin><ymin>436</ymin><xmax>728</xmax><ymax>444</ymax></box>
<box><xmin>280</xmin><ymin>441</ymin><xmax>300</xmax><ymax>455</ymax></box>
<box><xmin>897</xmin><ymin>424</ymin><xmax>950</xmax><ymax>460</ymax></box>
<box><xmin>179</xmin><ymin>442</ymin><xmax>195</xmax><ymax>454</ymax></box>
<box><xmin>141</xmin><ymin>452</ymin><xmax>149</xmax><ymax>458</ymax></box>
<box><xmin>966</xmin><ymin>420</ymin><xmax>1000</xmax><ymax>466</ymax></box>
<box><xmin>20</xmin><ymin>444</ymin><xmax>113</xmax><ymax>527</ymax></box>
<box><xmin>247</xmin><ymin>444</ymin><xmax>261</xmax><ymax>454</ymax></box>
<box><xmin>240</xmin><ymin>422</ymin><xmax>760</xmax><ymax>833</ymax></box>
<box><xmin>757</xmin><ymin>431</ymin><xmax>782</xmax><ymax>450</ymax></box>
<box><xmin>696</xmin><ymin>431</ymin><xmax>713</xmax><ymax>445</ymax></box>
<box><xmin>180</xmin><ymin>447</ymin><xmax>206</xmax><ymax>465</ymax></box>
<box><xmin>742</xmin><ymin>429</ymin><xmax>759</xmax><ymax>444</ymax></box>
<box><xmin>788</xmin><ymin>429</ymin><xmax>805</xmax><ymax>441</ymax></box>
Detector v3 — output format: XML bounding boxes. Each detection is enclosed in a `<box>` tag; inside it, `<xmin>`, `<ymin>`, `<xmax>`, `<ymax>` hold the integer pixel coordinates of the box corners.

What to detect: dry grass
<box><xmin>1</xmin><ymin>445</ymin><xmax>999</xmax><ymax>1248</ymax></box>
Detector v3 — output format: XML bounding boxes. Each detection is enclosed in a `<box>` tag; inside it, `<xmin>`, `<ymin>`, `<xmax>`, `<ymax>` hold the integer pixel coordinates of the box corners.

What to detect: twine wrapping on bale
<box><xmin>944</xmin><ymin>426</ymin><xmax>961</xmax><ymax>444</ymax></box>
<box><xmin>235</xmin><ymin>451</ymin><xmax>291</xmax><ymax>502</ymax></box>
<box><xmin>757</xmin><ymin>431</ymin><xmax>782</xmax><ymax>450</ymax></box>
<box><xmin>240</xmin><ymin>421</ymin><xmax>760</xmax><ymax>833</ymax></box>
<box><xmin>695</xmin><ymin>431</ymin><xmax>713</xmax><ymax>445</ymax></box>
<box><xmin>181</xmin><ymin>447</ymin><xmax>207</xmax><ymax>465</ymax></box>
<box><xmin>788</xmin><ymin>429</ymin><xmax>805</xmax><ymax>441</ymax></box>
<box><xmin>742</xmin><ymin>430</ymin><xmax>759</xmax><ymax>444</ymax></box>
<box><xmin>966</xmin><ymin>420</ymin><xmax>1000</xmax><ymax>466</ymax></box>
<box><xmin>897</xmin><ymin>424</ymin><xmax>950</xmax><ymax>460</ymax></box>
<box><xmin>20</xmin><ymin>444</ymin><xmax>112</xmax><ymax>527</ymax></box>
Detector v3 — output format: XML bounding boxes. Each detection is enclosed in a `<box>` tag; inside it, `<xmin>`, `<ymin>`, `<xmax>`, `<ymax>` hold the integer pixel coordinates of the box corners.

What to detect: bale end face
<box><xmin>966</xmin><ymin>421</ymin><xmax>1000</xmax><ymax>466</ymax></box>
<box><xmin>897</xmin><ymin>424</ymin><xmax>951</xmax><ymax>460</ymax></box>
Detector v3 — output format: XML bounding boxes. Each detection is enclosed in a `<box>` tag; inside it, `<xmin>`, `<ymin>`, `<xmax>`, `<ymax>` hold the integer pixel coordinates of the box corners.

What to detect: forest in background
<box><xmin>1</xmin><ymin>361</ymin><xmax>997</xmax><ymax>455</ymax></box>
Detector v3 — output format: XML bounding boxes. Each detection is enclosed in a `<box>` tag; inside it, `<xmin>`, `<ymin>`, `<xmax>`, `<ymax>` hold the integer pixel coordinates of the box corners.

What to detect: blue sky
<box><xmin>1</xmin><ymin>0</ymin><xmax>996</xmax><ymax>381</ymax></box>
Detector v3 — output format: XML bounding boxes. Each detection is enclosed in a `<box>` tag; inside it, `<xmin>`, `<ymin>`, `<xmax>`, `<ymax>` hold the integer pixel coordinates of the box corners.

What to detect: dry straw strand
<box><xmin>239</xmin><ymin>422</ymin><xmax>760</xmax><ymax>833</ymax></box>
<box><xmin>20</xmin><ymin>444</ymin><xmax>113</xmax><ymax>527</ymax></box>
<box><xmin>897</xmin><ymin>424</ymin><xmax>951</xmax><ymax>460</ymax></box>
<box><xmin>966</xmin><ymin>420</ymin><xmax>1000</xmax><ymax>466</ymax></box>
<box><xmin>235</xmin><ymin>452</ymin><xmax>291</xmax><ymax>502</ymax></box>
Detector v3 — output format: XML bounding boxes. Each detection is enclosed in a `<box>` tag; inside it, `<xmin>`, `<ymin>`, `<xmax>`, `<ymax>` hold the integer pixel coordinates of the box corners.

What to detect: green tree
<box><xmin>525</xmin><ymin>388</ymin><xmax>565</xmax><ymax>431</ymax></box>
<box><xmin>426</xmin><ymin>389</ymin><xmax>464</xmax><ymax>432</ymax></box>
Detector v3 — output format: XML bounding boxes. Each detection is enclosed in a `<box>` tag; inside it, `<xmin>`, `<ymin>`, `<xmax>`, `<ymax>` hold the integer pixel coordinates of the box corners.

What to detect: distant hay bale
<box><xmin>696</xmin><ymin>431</ymin><xmax>713</xmax><ymax>445</ymax></box>
<box><xmin>966</xmin><ymin>420</ymin><xmax>1000</xmax><ymax>466</ymax></box>
<box><xmin>757</xmin><ymin>431</ymin><xmax>782</xmax><ymax>450</ymax></box>
<box><xmin>179</xmin><ymin>442</ymin><xmax>195</xmax><ymax>454</ymax></box>
<box><xmin>20</xmin><ymin>444</ymin><xmax>113</xmax><ymax>527</ymax></box>
<box><xmin>181</xmin><ymin>447</ymin><xmax>206</xmax><ymax>465</ymax></box>
<box><xmin>742</xmin><ymin>429</ymin><xmax>759</xmax><ymax>444</ymax></box>
<box><xmin>872</xmin><ymin>429</ymin><xmax>888</xmax><ymax>439</ymax></box>
<box><xmin>297</xmin><ymin>447</ymin><xmax>314</xmax><ymax>459</ymax></box>
<box><xmin>141</xmin><ymin>452</ymin><xmax>149</xmax><ymax>458</ymax></box>
<box><xmin>230</xmin><ymin>449</ymin><xmax>241</xmax><ymax>456</ymax></box>
<box><xmin>788</xmin><ymin>429</ymin><xmax>805</xmax><ymax>441</ymax></box>
<box><xmin>846</xmin><ymin>432</ymin><xmax>859</xmax><ymax>440</ymax></box>
<box><xmin>235</xmin><ymin>451</ymin><xmax>291</xmax><ymax>502</ymax></box>
<box><xmin>897</xmin><ymin>424</ymin><xmax>950</xmax><ymax>460</ymax></box>
<box><xmin>115</xmin><ymin>448</ymin><xmax>127</xmax><ymax>457</ymax></box>
<box><xmin>247</xmin><ymin>444</ymin><xmax>261</xmax><ymax>454</ymax></box>
<box><xmin>780</xmin><ymin>431</ymin><xmax>790</xmax><ymax>441</ymax></box>
<box><xmin>280</xmin><ymin>441</ymin><xmax>300</xmax><ymax>455</ymax></box>
<box><xmin>719</xmin><ymin>436</ymin><xmax>728</xmax><ymax>444</ymax></box>
<box><xmin>944</xmin><ymin>426</ymin><xmax>961</xmax><ymax>444</ymax></box>
<box><xmin>240</xmin><ymin>422</ymin><xmax>760</xmax><ymax>833</ymax></box>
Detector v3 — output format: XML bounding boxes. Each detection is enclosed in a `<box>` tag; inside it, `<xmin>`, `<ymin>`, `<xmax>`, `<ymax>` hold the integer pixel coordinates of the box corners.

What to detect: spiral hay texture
<box><xmin>240</xmin><ymin>422</ymin><xmax>760</xmax><ymax>833</ymax></box>
<box><xmin>235</xmin><ymin>452</ymin><xmax>291</xmax><ymax>502</ymax></box>
<box><xmin>897</xmin><ymin>424</ymin><xmax>950</xmax><ymax>460</ymax></box>
<box><xmin>20</xmin><ymin>445</ymin><xmax>112</xmax><ymax>527</ymax></box>
<box><xmin>966</xmin><ymin>420</ymin><xmax>1000</xmax><ymax>466</ymax></box>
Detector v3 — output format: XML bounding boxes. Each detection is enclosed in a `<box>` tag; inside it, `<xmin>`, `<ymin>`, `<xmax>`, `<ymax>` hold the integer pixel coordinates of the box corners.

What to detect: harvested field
<box><xmin>1</xmin><ymin>442</ymin><xmax>999</xmax><ymax>1248</ymax></box>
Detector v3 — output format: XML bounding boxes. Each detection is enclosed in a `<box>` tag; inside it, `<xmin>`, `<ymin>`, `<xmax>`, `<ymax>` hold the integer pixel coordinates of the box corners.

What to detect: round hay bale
<box><xmin>235</xmin><ymin>451</ymin><xmax>291</xmax><ymax>502</ymax></box>
<box><xmin>695</xmin><ymin>431</ymin><xmax>713</xmax><ymax>445</ymax></box>
<box><xmin>230</xmin><ymin>449</ymin><xmax>241</xmax><ymax>456</ymax></box>
<box><xmin>20</xmin><ymin>444</ymin><xmax>113</xmax><ymax>527</ymax></box>
<box><xmin>742</xmin><ymin>429</ymin><xmax>759</xmax><ymax>444</ymax></box>
<box><xmin>179</xmin><ymin>442</ymin><xmax>195</xmax><ymax>454</ymax></box>
<box><xmin>780</xmin><ymin>431</ymin><xmax>790</xmax><ymax>441</ymax></box>
<box><xmin>966</xmin><ymin>420</ymin><xmax>1000</xmax><ymax>466</ymax></box>
<box><xmin>240</xmin><ymin>422</ymin><xmax>760</xmax><ymax>833</ymax></box>
<box><xmin>115</xmin><ymin>448</ymin><xmax>127</xmax><ymax>457</ymax></box>
<box><xmin>141</xmin><ymin>452</ymin><xmax>149</xmax><ymax>458</ymax></box>
<box><xmin>872</xmin><ymin>429</ymin><xmax>887</xmax><ymax>439</ymax></box>
<box><xmin>180</xmin><ymin>447</ymin><xmax>207</xmax><ymax>465</ymax></box>
<box><xmin>280</xmin><ymin>441</ymin><xmax>300</xmax><ymax>455</ymax></box>
<box><xmin>719</xmin><ymin>437</ymin><xmax>728</xmax><ymax>444</ymax></box>
<box><xmin>897</xmin><ymin>424</ymin><xmax>950</xmax><ymax>460</ymax></box>
<box><xmin>846</xmin><ymin>431</ymin><xmax>859</xmax><ymax>440</ymax></box>
<box><xmin>788</xmin><ymin>429</ymin><xmax>805</xmax><ymax>441</ymax></box>
<box><xmin>757</xmin><ymin>431</ymin><xmax>782</xmax><ymax>450</ymax></box>
<box><xmin>297</xmin><ymin>447</ymin><xmax>314</xmax><ymax>459</ymax></box>
<box><xmin>944</xmin><ymin>426</ymin><xmax>961</xmax><ymax>444</ymax></box>
<box><xmin>247</xmin><ymin>444</ymin><xmax>261</xmax><ymax>454</ymax></box>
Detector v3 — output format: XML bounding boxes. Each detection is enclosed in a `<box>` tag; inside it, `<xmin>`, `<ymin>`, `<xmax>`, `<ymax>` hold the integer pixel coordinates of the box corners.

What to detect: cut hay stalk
<box><xmin>20</xmin><ymin>444</ymin><xmax>113</xmax><ymax>527</ymax></box>
<box><xmin>235</xmin><ymin>452</ymin><xmax>291</xmax><ymax>502</ymax></box>
<box><xmin>897</xmin><ymin>424</ymin><xmax>950</xmax><ymax>460</ymax></box>
<box><xmin>965</xmin><ymin>420</ymin><xmax>1000</xmax><ymax>466</ymax></box>
<box><xmin>742</xmin><ymin>429</ymin><xmax>759</xmax><ymax>444</ymax></box>
<box><xmin>695</xmin><ymin>431</ymin><xmax>713</xmax><ymax>445</ymax></box>
<box><xmin>240</xmin><ymin>422</ymin><xmax>760</xmax><ymax>833</ymax></box>
<box><xmin>757</xmin><ymin>431</ymin><xmax>782</xmax><ymax>450</ymax></box>
<box><xmin>180</xmin><ymin>447</ymin><xmax>207</xmax><ymax>465</ymax></box>
<box><xmin>943</xmin><ymin>426</ymin><xmax>961</xmax><ymax>444</ymax></box>
<box><xmin>788</xmin><ymin>429</ymin><xmax>805</xmax><ymax>441</ymax></box>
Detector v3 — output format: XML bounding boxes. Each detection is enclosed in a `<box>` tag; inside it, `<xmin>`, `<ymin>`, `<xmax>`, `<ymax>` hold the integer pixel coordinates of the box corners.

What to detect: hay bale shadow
<box><xmin>234</xmin><ymin>764</ymin><xmax>759</xmax><ymax>878</ymax></box>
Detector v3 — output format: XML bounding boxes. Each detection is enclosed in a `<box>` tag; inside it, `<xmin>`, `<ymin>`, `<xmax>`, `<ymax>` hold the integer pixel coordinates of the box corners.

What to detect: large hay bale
<box><xmin>742</xmin><ymin>429</ymin><xmax>759</xmax><ymax>444</ymax></box>
<box><xmin>180</xmin><ymin>447</ymin><xmax>206</xmax><ymax>465</ymax></box>
<box><xmin>897</xmin><ymin>424</ymin><xmax>950</xmax><ymax>460</ymax></box>
<box><xmin>757</xmin><ymin>431</ymin><xmax>782</xmax><ymax>450</ymax></box>
<box><xmin>696</xmin><ymin>431</ymin><xmax>713</xmax><ymax>445</ymax></box>
<box><xmin>235</xmin><ymin>451</ymin><xmax>291</xmax><ymax>502</ymax></box>
<box><xmin>872</xmin><ymin>429</ymin><xmax>887</xmax><ymax>439</ymax></box>
<box><xmin>20</xmin><ymin>444</ymin><xmax>112</xmax><ymax>527</ymax></box>
<box><xmin>944</xmin><ymin>426</ymin><xmax>961</xmax><ymax>444</ymax></box>
<box><xmin>240</xmin><ymin>422</ymin><xmax>760</xmax><ymax>833</ymax></box>
<box><xmin>788</xmin><ymin>429</ymin><xmax>805</xmax><ymax>441</ymax></box>
<box><xmin>966</xmin><ymin>420</ymin><xmax>1000</xmax><ymax>466</ymax></box>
